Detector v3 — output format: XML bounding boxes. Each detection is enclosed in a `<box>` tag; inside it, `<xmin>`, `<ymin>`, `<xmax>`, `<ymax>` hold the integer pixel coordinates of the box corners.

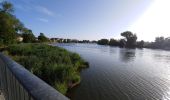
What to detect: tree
<box><xmin>0</xmin><ymin>1</ymin><xmax>25</xmax><ymax>44</ymax></box>
<box><xmin>164</xmin><ymin>37</ymin><xmax>170</xmax><ymax>47</ymax></box>
<box><xmin>38</xmin><ymin>33</ymin><xmax>49</xmax><ymax>42</ymax></box>
<box><xmin>145</xmin><ymin>36</ymin><xmax>170</xmax><ymax>49</ymax></box>
<box><xmin>63</xmin><ymin>39</ymin><xmax>67</xmax><ymax>43</ymax></box>
<box><xmin>66</xmin><ymin>39</ymin><xmax>71</xmax><ymax>43</ymax></box>
<box><xmin>22</xmin><ymin>29</ymin><xmax>36</xmax><ymax>43</ymax></box>
<box><xmin>121</xmin><ymin>31</ymin><xmax>137</xmax><ymax>48</ymax></box>
<box><xmin>97</xmin><ymin>39</ymin><xmax>109</xmax><ymax>45</ymax></box>
<box><xmin>137</xmin><ymin>40</ymin><xmax>144</xmax><ymax>48</ymax></box>
<box><xmin>155</xmin><ymin>36</ymin><xmax>164</xmax><ymax>43</ymax></box>
<box><xmin>119</xmin><ymin>39</ymin><xmax>126</xmax><ymax>48</ymax></box>
<box><xmin>0</xmin><ymin>1</ymin><xmax>14</xmax><ymax>13</ymax></box>
<box><xmin>109</xmin><ymin>39</ymin><xmax>119</xmax><ymax>46</ymax></box>
<box><xmin>0</xmin><ymin>2</ymin><xmax>16</xmax><ymax>44</ymax></box>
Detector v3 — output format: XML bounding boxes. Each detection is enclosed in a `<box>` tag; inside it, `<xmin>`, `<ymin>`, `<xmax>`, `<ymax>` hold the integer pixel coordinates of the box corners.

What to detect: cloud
<box><xmin>38</xmin><ymin>18</ymin><xmax>49</xmax><ymax>22</ymax></box>
<box><xmin>12</xmin><ymin>0</ymin><xmax>59</xmax><ymax>17</ymax></box>
<box><xmin>15</xmin><ymin>4</ymin><xmax>32</xmax><ymax>11</ymax></box>
<box><xmin>36</xmin><ymin>6</ymin><xmax>55</xmax><ymax>16</ymax></box>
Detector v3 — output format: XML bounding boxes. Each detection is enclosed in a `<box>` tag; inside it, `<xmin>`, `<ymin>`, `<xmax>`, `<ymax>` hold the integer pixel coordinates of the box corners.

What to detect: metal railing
<box><xmin>0</xmin><ymin>53</ymin><xmax>69</xmax><ymax>100</ymax></box>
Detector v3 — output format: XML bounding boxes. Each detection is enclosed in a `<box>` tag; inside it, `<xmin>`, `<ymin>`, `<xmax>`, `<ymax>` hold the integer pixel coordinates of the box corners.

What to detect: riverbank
<box><xmin>1</xmin><ymin>43</ymin><xmax>89</xmax><ymax>95</ymax></box>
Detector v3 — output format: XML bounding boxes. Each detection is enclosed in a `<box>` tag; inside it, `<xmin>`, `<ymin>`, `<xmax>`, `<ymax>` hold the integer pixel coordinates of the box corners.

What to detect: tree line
<box><xmin>97</xmin><ymin>31</ymin><xmax>170</xmax><ymax>50</ymax></box>
<box><xmin>1</xmin><ymin>1</ymin><xmax>170</xmax><ymax>51</ymax></box>
<box><xmin>145</xmin><ymin>37</ymin><xmax>170</xmax><ymax>50</ymax></box>
<box><xmin>50</xmin><ymin>38</ymin><xmax>97</xmax><ymax>43</ymax></box>
<box><xmin>97</xmin><ymin>31</ymin><xmax>144</xmax><ymax>48</ymax></box>
<box><xmin>0</xmin><ymin>1</ymin><xmax>49</xmax><ymax>47</ymax></box>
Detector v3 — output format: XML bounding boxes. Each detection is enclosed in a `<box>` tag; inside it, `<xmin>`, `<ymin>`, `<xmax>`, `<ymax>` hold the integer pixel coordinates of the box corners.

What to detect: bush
<box><xmin>55</xmin><ymin>82</ymin><xmax>68</xmax><ymax>95</ymax></box>
<box><xmin>5</xmin><ymin>43</ymin><xmax>88</xmax><ymax>94</ymax></box>
<box><xmin>71</xmin><ymin>74</ymin><xmax>80</xmax><ymax>83</ymax></box>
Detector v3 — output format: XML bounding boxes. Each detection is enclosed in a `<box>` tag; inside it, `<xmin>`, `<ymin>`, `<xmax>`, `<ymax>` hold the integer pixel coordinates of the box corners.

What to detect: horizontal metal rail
<box><xmin>0</xmin><ymin>53</ymin><xmax>69</xmax><ymax>100</ymax></box>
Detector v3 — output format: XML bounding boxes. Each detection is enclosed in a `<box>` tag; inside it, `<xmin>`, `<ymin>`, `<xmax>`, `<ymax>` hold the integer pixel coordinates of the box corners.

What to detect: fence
<box><xmin>0</xmin><ymin>53</ymin><xmax>69</xmax><ymax>100</ymax></box>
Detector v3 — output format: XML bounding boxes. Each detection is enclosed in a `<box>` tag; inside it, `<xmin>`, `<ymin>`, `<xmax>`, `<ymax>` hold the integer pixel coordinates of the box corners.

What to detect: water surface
<box><xmin>55</xmin><ymin>43</ymin><xmax>170</xmax><ymax>100</ymax></box>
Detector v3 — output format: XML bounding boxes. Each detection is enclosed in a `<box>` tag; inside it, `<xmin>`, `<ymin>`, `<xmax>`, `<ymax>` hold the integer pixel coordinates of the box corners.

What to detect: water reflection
<box><xmin>153</xmin><ymin>52</ymin><xmax>170</xmax><ymax>62</ymax></box>
<box><xmin>109</xmin><ymin>46</ymin><xmax>119</xmax><ymax>54</ymax></box>
<box><xmin>56</xmin><ymin>44</ymin><xmax>170</xmax><ymax>100</ymax></box>
<box><xmin>119</xmin><ymin>49</ymin><xmax>136</xmax><ymax>62</ymax></box>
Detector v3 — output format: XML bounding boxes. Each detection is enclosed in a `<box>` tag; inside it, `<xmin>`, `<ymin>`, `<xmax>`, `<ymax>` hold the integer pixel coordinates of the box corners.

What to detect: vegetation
<box><xmin>97</xmin><ymin>31</ymin><xmax>141</xmax><ymax>48</ymax></box>
<box><xmin>136</xmin><ymin>40</ymin><xmax>144</xmax><ymax>48</ymax></box>
<box><xmin>97</xmin><ymin>39</ymin><xmax>109</xmax><ymax>45</ymax></box>
<box><xmin>38</xmin><ymin>33</ymin><xmax>49</xmax><ymax>42</ymax></box>
<box><xmin>109</xmin><ymin>39</ymin><xmax>120</xmax><ymax>46</ymax></box>
<box><xmin>22</xmin><ymin>29</ymin><xmax>36</xmax><ymax>43</ymax></box>
<box><xmin>3</xmin><ymin>43</ymin><xmax>88</xmax><ymax>94</ymax></box>
<box><xmin>145</xmin><ymin>37</ymin><xmax>170</xmax><ymax>50</ymax></box>
<box><xmin>50</xmin><ymin>38</ymin><xmax>97</xmax><ymax>43</ymax></box>
<box><xmin>0</xmin><ymin>1</ymin><xmax>20</xmax><ymax>44</ymax></box>
<box><xmin>0</xmin><ymin>1</ymin><xmax>89</xmax><ymax>95</ymax></box>
<box><xmin>1</xmin><ymin>2</ymin><xmax>170</xmax><ymax>96</ymax></box>
<box><xmin>121</xmin><ymin>31</ymin><xmax>137</xmax><ymax>48</ymax></box>
<box><xmin>96</xmin><ymin>32</ymin><xmax>170</xmax><ymax>50</ymax></box>
<box><xmin>0</xmin><ymin>1</ymin><xmax>50</xmax><ymax>45</ymax></box>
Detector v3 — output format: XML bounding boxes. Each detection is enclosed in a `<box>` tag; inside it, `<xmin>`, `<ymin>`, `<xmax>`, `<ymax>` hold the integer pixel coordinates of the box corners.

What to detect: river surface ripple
<box><xmin>55</xmin><ymin>43</ymin><xmax>170</xmax><ymax>100</ymax></box>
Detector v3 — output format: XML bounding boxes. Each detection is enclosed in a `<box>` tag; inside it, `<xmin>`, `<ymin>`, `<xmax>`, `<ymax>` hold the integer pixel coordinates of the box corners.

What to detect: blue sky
<box><xmin>5</xmin><ymin>0</ymin><xmax>154</xmax><ymax>41</ymax></box>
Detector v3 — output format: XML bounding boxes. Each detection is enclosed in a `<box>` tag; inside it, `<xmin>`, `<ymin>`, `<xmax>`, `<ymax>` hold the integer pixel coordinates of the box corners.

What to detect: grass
<box><xmin>2</xmin><ymin>43</ymin><xmax>88</xmax><ymax>94</ymax></box>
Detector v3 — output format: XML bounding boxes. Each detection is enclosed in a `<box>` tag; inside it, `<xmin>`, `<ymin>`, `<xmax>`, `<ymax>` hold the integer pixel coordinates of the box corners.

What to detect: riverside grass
<box><xmin>3</xmin><ymin>43</ymin><xmax>88</xmax><ymax>94</ymax></box>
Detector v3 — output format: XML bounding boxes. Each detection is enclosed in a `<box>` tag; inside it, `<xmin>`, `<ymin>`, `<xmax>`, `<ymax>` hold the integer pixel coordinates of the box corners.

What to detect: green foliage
<box><xmin>137</xmin><ymin>40</ymin><xmax>144</xmax><ymax>48</ymax></box>
<box><xmin>109</xmin><ymin>39</ymin><xmax>119</xmax><ymax>46</ymax></box>
<box><xmin>71</xmin><ymin>74</ymin><xmax>80</xmax><ymax>83</ymax></box>
<box><xmin>121</xmin><ymin>31</ymin><xmax>137</xmax><ymax>48</ymax></box>
<box><xmin>0</xmin><ymin>1</ymin><xmax>36</xmax><ymax>45</ymax></box>
<box><xmin>55</xmin><ymin>82</ymin><xmax>68</xmax><ymax>95</ymax></box>
<box><xmin>38</xmin><ymin>33</ymin><xmax>49</xmax><ymax>42</ymax></box>
<box><xmin>97</xmin><ymin>39</ymin><xmax>109</xmax><ymax>45</ymax></box>
<box><xmin>146</xmin><ymin>37</ymin><xmax>170</xmax><ymax>49</ymax></box>
<box><xmin>0</xmin><ymin>11</ymin><xmax>17</xmax><ymax>44</ymax></box>
<box><xmin>0</xmin><ymin>2</ymin><xmax>17</xmax><ymax>44</ymax></box>
<box><xmin>6</xmin><ymin>43</ymin><xmax>88</xmax><ymax>94</ymax></box>
<box><xmin>22</xmin><ymin>29</ymin><xmax>36</xmax><ymax>43</ymax></box>
<box><xmin>119</xmin><ymin>39</ymin><xmax>126</xmax><ymax>47</ymax></box>
<box><xmin>0</xmin><ymin>1</ymin><xmax>14</xmax><ymax>13</ymax></box>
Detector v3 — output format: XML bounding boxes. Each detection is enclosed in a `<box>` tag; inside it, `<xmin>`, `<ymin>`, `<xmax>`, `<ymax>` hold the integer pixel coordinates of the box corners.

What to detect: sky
<box><xmin>2</xmin><ymin>0</ymin><xmax>170</xmax><ymax>41</ymax></box>
<box><xmin>129</xmin><ymin>0</ymin><xmax>170</xmax><ymax>42</ymax></box>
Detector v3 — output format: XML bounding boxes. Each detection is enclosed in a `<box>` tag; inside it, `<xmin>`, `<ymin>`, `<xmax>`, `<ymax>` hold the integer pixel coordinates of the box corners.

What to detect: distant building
<box><xmin>50</xmin><ymin>38</ymin><xmax>63</xmax><ymax>43</ymax></box>
<box><xmin>17</xmin><ymin>36</ymin><xmax>23</xmax><ymax>42</ymax></box>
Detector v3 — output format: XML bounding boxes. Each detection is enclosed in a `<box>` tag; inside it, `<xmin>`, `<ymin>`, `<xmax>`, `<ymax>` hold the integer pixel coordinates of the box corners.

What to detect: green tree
<box><xmin>121</xmin><ymin>31</ymin><xmax>137</xmax><ymax>48</ymax></box>
<box><xmin>164</xmin><ymin>37</ymin><xmax>170</xmax><ymax>47</ymax></box>
<box><xmin>145</xmin><ymin>36</ymin><xmax>170</xmax><ymax>49</ymax></box>
<box><xmin>0</xmin><ymin>1</ymin><xmax>24</xmax><ymax>44</ymax></box>
<box><xmin>119</xmin><ymin>39</ymin><xmax>126</xmax><ymax>47</ymax></box>
<box><xmin>155</xmin><ymin>36</ymin><xmax>164</xmax><ymax>43</ymax></box>
<box><xmin>137</xmin><ymin>40</ymin><xmax>144</xmax><ymax>48</ymax></box>
<box><xmin>0</xmin><ymin>1</ymin><xmax>14</xmax><ymax>13</ymax></box>
<box><xmin>153</xmin><ymin>36</ymin><xmax>165</xmax><ymax>48</ymax></box>
<box><xmin>38</xmin><ymin>33</ymin><xmax>49</xmax><ymax>42</ymax></box>
<box><xmin>109</xmin><ymin>39</ymin><xmax>119</xmax><ymax>46</ymax></box>
<box><xmin>22</xmin><ymin>28</ymin><xmax>36</xmax><ymax>43</ymax></box>
<box><xmin>97</xmin><ymin>39</ymin><xmax>109</xmax><ymax>45</ymax></box>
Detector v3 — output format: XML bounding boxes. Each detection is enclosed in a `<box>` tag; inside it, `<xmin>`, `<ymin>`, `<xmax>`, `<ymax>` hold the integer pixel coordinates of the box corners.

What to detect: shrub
<box><xmin>55</xmin><ymin>82</ymin><xmax>68</xmax><ymax>95</ymax></box>
<box><xmin>5</xmin><ymin>43</ymin><xmax>88</xmax><ymax>94</ymax></box>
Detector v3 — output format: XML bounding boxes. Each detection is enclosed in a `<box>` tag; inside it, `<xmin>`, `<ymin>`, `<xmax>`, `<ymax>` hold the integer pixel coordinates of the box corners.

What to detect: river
<box><xmin>55</xmin><ymin>43</ymin><xmax>170</xmax><ymax>100</ymax></box>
